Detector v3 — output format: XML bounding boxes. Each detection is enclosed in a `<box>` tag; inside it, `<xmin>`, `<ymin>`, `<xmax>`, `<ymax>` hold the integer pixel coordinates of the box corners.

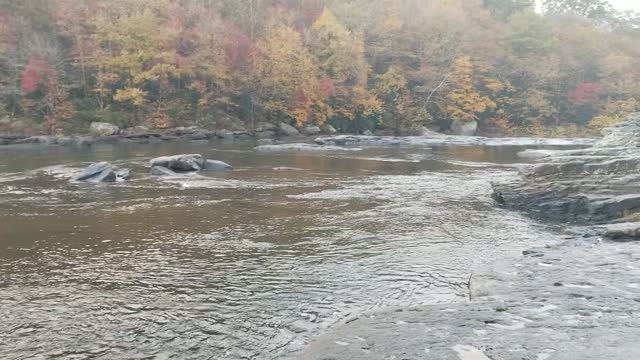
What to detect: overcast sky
<box><xmin>608</xmin><ymin>0</ymin><xmax>640</xmax><ymax>12</ymax></box>
<box><xmin>536</xmin><ymin>0</ymin><xmax>640</xmax><ymax>12</ymax></box>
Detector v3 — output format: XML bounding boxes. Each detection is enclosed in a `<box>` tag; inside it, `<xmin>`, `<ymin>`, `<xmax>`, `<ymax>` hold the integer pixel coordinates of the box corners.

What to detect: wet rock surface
<box><xmin>89</xmin><ymin>122</ymin><xmax>120</xmax><ymax>137</ymax></box>
<box><xmin>150</xmin><ymin>154</ymin><xmax>205</xmax><ymax>172</ymax></box>
<box><xmin>279</xmin><ymin>122</ymin><xmax>300</xmax><ymax>137</ymax></box>
<box><xmin>149</xmin><ymin>154</ymin><xmax>232</xmax><ymax>174</ymax></box>
<box><xmin>72</xmin><ymin>162</ymin><xmax>128</xmax><ymax>183</ymax></box>
<box><xmin>254</xmin><ymin>143</ymin><xmax>362</xmax><ymax>152</ymax></box>
<box><xmin>492</xmin><ymin>113</ymin><xmax>640</xmax><ymax>230</ymax></box>
<box><xmin>302</xmin><ymin>114</ymin><xmax>640</xmax><ymax>359</ymax></box>
<box><xmin>300</xmin><ymin>240</ymin><xmax>640</xmax><ymax>360</ymax></box>
<box><xmin>315</xmin><ymin>134</ymin><xmax>596</xmax><ymax>147</ymax></box>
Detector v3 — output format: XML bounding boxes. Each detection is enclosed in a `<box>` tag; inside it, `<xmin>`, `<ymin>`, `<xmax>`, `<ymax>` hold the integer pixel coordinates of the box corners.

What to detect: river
<box><xmin>0</xmin><ymin>140</ymin><xmax>571</xmax><ymax>359</ymax></box>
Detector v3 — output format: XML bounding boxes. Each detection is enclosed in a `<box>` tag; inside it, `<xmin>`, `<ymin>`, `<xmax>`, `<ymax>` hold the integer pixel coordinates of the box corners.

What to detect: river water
<box><xmin>0</xmin><ymin>140</ymin><xmax>569</xmax><ymax>359</ymax></box>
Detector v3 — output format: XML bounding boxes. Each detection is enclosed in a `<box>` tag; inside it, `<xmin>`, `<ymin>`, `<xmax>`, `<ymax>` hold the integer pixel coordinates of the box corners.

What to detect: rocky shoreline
<box><xmin>0</xmin><ymin>126</ymin><xmax>597</xmax><ymax>149</ymax></box>
<box><xmin>298</xmin><ymin>114</ymin><xmax>640</xmax><ymax>360</ymax></box>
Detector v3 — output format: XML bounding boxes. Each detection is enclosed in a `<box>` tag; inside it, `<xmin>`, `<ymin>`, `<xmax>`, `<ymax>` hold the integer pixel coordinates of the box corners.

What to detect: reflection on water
<box><xmin>0</xmin><ymin>141</ymin><xmax>565</xmax><ymax>359</ymax></box>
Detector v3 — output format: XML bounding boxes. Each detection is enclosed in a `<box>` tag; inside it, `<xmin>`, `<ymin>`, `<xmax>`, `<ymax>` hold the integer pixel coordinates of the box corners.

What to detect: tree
<box><xmin>444</xmin><ymin>56</ymin><xmax>496</xmax><ymax>122</ymax></box>
<box><xmin>254</xmin><ymin>24</ymin><xmax>326</xmax><ymax>126</ymax></box>
<box><xmin>543</xmin><ymin>0</ymin><xmax>615</xmax><ymax>23</ymax></box>
<box><xmin>310</xmin><ymin>8</ymin><xmax>380</xmax><ymax>123</ymax></box>
<box><xmin>483</xmin><ymin>0</ymin><xmax>534</xmax><ymax>20</ymax></box>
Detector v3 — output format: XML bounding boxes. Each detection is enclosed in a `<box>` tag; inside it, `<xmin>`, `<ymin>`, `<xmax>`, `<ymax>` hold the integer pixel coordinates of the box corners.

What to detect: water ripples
<box><xmin>0</xmin><ymin>144</ymin><xmax>565</xmax><ymax>359</ymax></box>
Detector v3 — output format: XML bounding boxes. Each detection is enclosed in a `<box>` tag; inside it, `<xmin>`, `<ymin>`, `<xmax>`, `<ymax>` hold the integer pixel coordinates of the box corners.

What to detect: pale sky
<box><xmin>608</xmin><ymin>0</ymin><xmax>640</xmax><ymax>12</ymax></box>
<box><xmin>536</xmin><ymin>0</ymin><xmax>640</xmax><ymax>12</ymax></box>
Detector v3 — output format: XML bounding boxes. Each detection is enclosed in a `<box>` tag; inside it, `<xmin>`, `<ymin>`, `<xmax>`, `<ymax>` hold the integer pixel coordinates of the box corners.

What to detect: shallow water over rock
<box><xmin>0</xmin><ymin>141</ymin><xmax>581</xmax><ymax>359</ymax></box>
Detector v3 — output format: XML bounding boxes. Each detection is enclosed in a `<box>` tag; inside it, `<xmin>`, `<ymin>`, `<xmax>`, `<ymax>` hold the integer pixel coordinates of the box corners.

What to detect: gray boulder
<box><xmin>150</xmin><ymin>154</ymin><xmax>205</xmax><ymax>172</ymax></box>
<box><xmin>321</xmin><ymin>124</ymin><xmax>337</xmax><ymax>135</ymax></box>
<box><xmin>202</xmin><ymin>159</ymin><xmax>233</xmax><ymax>171</ymax></box>
<box><xmin>255</xmin><ymin>122</ymin><xmax>277</xmax><ymax>132</ymax></box>
<box><xmin>73</xmin><ymin>162</ymin><xmax>128</xmax><ymax>183</ymax></box>
<box><xmin>150</xmin><ymin>154</ymin><xmax>232</xmax><ymax>173</ymax></box>
<box><xmin>256</xmin><ymin>130</ymin><xmax>277</xmax><ymax>139</ymax></box>
<box><xmin>279</xmin><ymin>122</ymin><xmax>300</xmax><ymax>137</ymax></box>
<box><xmin>74</xmin><ymin>136</ymin><xmax>96</xmax><ymax>147</ymax></box>
<box><xmin>89</xmin><ymin>122</ymin><xmax>120</xmax><ymax>137</ymax></box>
<box><xmin>215</xmin><ymin>129</ymin><xmax>235</xmax><ymax>139</ymax></box>
<box><xmin>595</xmin><ymin>113</ymin><xmax>640</xmax><ymax>148</ymax></box>
<box><xmin>115</xmin><ymin>168</ymin><xmax>131</xmax><ymax>180</ymax></box>
<box><xmin>13</xmin><ymin>136</ymin><xmax>57</xmax><ymax>145</ymax></box>
<box><xmin>450</xmin><ymin>119</ymin><xmax>478</xmax><ymax>136</ymax></box>
<box><xmin>301</xmin><ymin>125</ymin><xmax>321</xmax><ymax>136</ymax></box>
<box><xmin>150</xmin><ymin>166</ymin><xmax>177</xmax><ymax>176</ymax></box>
<box><xmin>257</xmin><ymin>139</ymin><xmax>275</xmax><ymax>146</ymax></box>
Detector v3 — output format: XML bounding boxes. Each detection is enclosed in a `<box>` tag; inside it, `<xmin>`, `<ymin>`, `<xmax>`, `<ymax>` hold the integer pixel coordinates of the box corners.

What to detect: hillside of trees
<box><xmin>0</xmin><ymin>0</ymin><xmax>639</xmax><ymax>137</ymax></box>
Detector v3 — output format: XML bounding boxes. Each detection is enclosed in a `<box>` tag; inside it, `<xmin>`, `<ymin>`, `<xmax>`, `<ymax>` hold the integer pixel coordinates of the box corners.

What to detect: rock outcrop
<box><xmin>149</xmin><ymin>166</ymin><xmax>177</xmax><ymax>176</ymax></box>
<box><xmin>300</xmin><ymin>125</ymin><xmax>321</xmax><ymax>136</ymax></box>
<box><xmin>321</xmin><ymin>124</ymin><xmax>337</xmax><ymax>135</ymax></box>
<box><xmin>300</xmin><ymin>114</ymin><xmax>640</xmax><ymax>360</ymax></box>
<box><xmin>72</xmin><ymin>162</ymin><xmax>128</xmax><ymax>183</ymax></box>
<box><xmin>450</xmin><ymin>119</ymin><xmax>478</xmax><ymax>136</ymax></box>
<box><xmin>202</xmin><ymin>159</ymin><xmax>233</xmax><ymax>171</ymax></box>
<box><xmin>150</xmin><ymin>154</ymin><xmax>205</xmax><ymax>172</ymax></box>
<box><xmin>149</xmin><ymin>154</ymin><xmax>232</xmax><ymax>174</ymax></box>
<box><xmin>279</xmin><ymin>122</ymin><xmax>300</xmax><ymax>137</ymax></box>
<box><xmin>254</xmin><ymin>143</ymin><xmax>361</xmax><ymax>152</ymax></box>
<box><xmin>300</xmin><ymin>240</ymin><xmax>640</xmax><ymax>360</ymax></box>
<box><xmin>89</xmin><ymin>122</ymin><xmax>120</xmax><ymax>137</ymax></box>
<box><xmin>492</xmin><ymin>113</ymin><xmax>640</xmax><ymax>237</ymax></box>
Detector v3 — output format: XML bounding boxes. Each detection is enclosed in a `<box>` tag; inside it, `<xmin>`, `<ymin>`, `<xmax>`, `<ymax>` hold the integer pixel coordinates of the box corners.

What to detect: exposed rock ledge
<box><xmin>299</xmin><ymin>114</ymin><xmax>640</xmax><ymax>360</ymax></box>
<box><xmin>300</xmin><ymin>241</ymin><xmax>640</xmax><ymax>360</ymax></box>
<box><xmin>315</xmin><ymin>134</ymin><xmax>596</xmax><ymax>147</ymax></box>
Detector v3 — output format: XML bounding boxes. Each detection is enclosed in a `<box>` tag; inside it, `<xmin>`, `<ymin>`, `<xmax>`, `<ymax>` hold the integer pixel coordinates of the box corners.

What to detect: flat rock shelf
<box><xmin>300</xmin><ymin>114</ymin><xmax>640</xmax><ymax>360</ymax></box>
<box><xmin>300</xmin><ymin>241</ymin><xmax>640</xmax><ymax>360</ymax></box>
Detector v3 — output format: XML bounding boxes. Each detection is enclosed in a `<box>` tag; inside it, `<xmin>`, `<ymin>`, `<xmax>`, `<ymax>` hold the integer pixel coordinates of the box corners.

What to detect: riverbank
<box><xmin>299</xmin><ymin>114</ymin><xmax>640</xmax><ymax>359</ymax></box>
<box><xmin>0</xmin><ymin>126</ymin><xmax>597</xmax><ymax>149</ymax></box>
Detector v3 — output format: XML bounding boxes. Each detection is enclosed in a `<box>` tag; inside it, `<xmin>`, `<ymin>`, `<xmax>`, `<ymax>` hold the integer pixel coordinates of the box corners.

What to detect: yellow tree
<box><xmin>254</xmin><ymin>24</ymin><xmax>327</xmax><ymax>126</ymax></box>
<box><xmin>311</xmin><ymin>8</ymin><xmax>380</xmax><ymax>121</ymax></box>
<box><xmin>445</xmin><ymin>56</ymin><xmax>496</xmax><ymax>122</ymax></box>
<box><xmin>90</xmin><ymin>0</ymin><xmax>178</xmax><ymax>126</ymax></box>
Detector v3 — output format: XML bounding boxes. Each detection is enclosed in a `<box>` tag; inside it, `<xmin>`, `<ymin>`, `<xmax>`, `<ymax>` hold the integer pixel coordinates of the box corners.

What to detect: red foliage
<box><xmin>223</xmin><ymin>22</ymin><xmax>252</xmax><ymax>69</ymax></box>
<box><xmin>300</xmin><ymin>0</ymin><xmax>323</xmax><ymax>28</ymax></box>
<box><xmin>320</xmin><ymin>77</ymin><xmax>336</xmax><ymax>98</ymax></box>
<box><xmin>21</xmin><ymin>56</ymin><xmax>55</xmax><ymax>93</ymax></box>
<box><xmin>568</xmin><ymin>83</ymin><xmax>601</xmax><ymax>105</ymax></box>
<box><xmin>168</xmin><ymin>1</ymin><xmax>185</xmax><ymax>32</ymax></box>
<box><xmin>294</xmin><ymin>87</ymin><xmax>310</xmax><ymax>107</ymax></box>
<box><xmin>175</xmin><ymin>54</ymin><xmax>194</xmax><ymax>73</ymax></box>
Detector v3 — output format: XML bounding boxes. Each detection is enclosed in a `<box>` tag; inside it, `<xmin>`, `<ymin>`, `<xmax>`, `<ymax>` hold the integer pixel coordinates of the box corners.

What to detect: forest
<box><xmin>0</xmin><ymin>0</ymin><xmax>639</xmax><ymax>137</ymax></box>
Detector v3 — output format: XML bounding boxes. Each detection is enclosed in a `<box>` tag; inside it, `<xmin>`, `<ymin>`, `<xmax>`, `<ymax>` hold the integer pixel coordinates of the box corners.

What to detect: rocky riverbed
<box><xmin>0</xmin><ymin>121</ymin><xmax>596</xmax><ymax>149</ymax></box>
<box><xmin>300</xmin><ymin>114</ymin><xmax>640</xmax><ymax>359</ymax></box>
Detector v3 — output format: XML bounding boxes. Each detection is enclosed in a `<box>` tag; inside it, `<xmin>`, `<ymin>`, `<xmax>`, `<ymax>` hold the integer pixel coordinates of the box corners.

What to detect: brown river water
<box><xmin>0</xmin><ymin>141</ymin><xmax>569</xmax><ymax>359</ymax></box>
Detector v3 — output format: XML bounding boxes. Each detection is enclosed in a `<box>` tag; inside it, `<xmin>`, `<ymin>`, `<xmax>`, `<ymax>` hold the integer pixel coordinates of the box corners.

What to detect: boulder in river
<box><xmin>279</xmin><ymin>122</ymin><xmax>300</xmax><ymax>137</ymax></box>
<box><xmin>321</xmin><ymin>124</ymin><xmax>337</xmax><ymax>135</ymax></box>
<box><xmin>12</xmin><ymin>136</ymin><xmax>58</xmax><ymax>145</ymax></box>
<box><xmin>150</xmin><ymin>154</ymin><xmax>205</xmax><ymax>172</ymax></box>
<box><xmin>150</xmin><ymin>154</ymin><xmax>232</xmax><ymax>173</ymax></box>
<box><xmin>300</xmin><ymin>125</ymin><xmax>321</xmax><ymax>136</ymax></box>
<box><xmin>89</xmin><ymin>122</ymin><xmax>120</xmax><ymax>137</ymax></box>
<box><xmin>73</xmin><ymin>162</ymin><xmax>128</xmax><ymax>183</ymax></box>
<box><xmin>202</xmin><ymin>159</ymin><xmax>233</xmax><ymax>171</ymax></box>
<box><xmin>450</xmin><ymin>119</ymin><xmax>478</xmax><ymax>136</ymax></box>
<box><xmin>255</xmin><ymin>143</ymin><xmax>361</xmax><ymax>152</ymax></box>
<box><xmin>150</xmin><ymin>166</ymin><xmax>177</xmax><ymax>176</ymax></box>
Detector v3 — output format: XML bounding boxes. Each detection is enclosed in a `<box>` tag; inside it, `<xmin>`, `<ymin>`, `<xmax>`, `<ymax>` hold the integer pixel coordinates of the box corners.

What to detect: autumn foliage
<box><xmin>0</xmin><ymin>0</ymin><xmax>639</xmax><ymax>135</ymax></box>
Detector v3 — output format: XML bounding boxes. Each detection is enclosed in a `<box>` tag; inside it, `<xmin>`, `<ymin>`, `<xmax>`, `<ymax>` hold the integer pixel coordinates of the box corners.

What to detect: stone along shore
<box><xmin>298</xmin><ymin>115</ymin><xmax>640</xmax><ymax>360</ymax></box>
